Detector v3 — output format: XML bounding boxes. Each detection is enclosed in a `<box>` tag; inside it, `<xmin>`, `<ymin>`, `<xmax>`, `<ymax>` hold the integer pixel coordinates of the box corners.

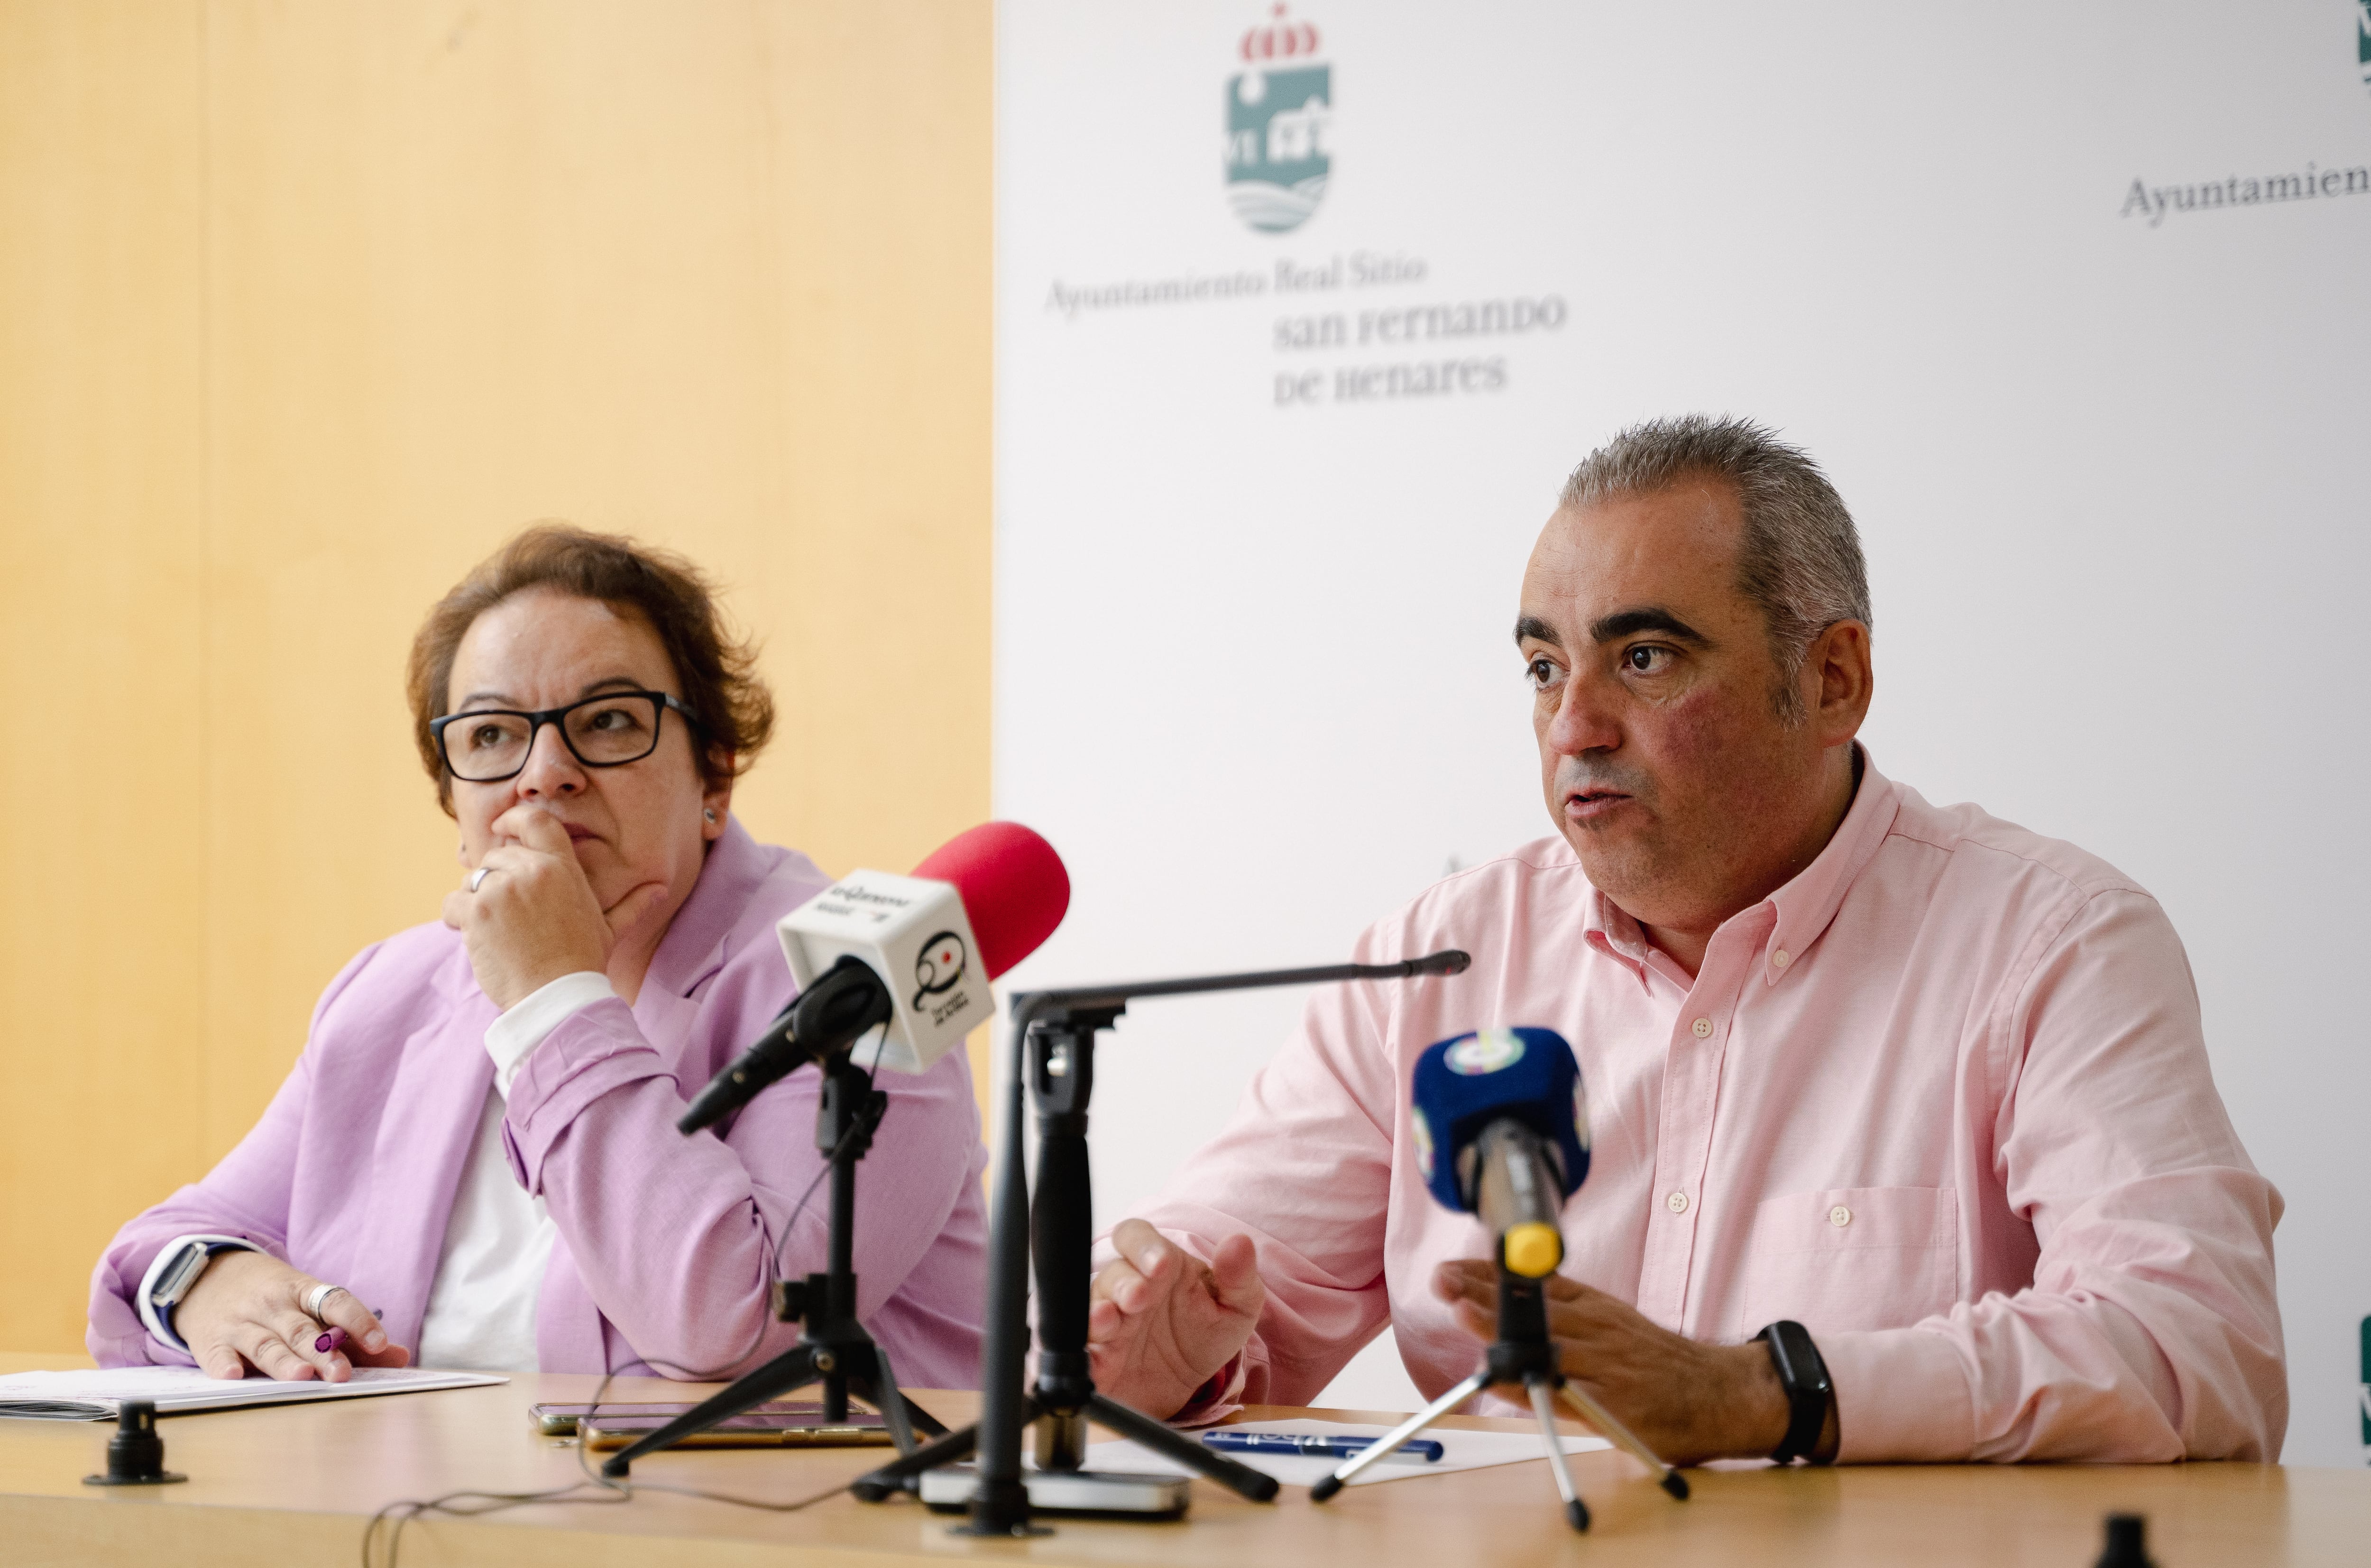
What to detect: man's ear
<box><xmin>1810</xmin><ymin>620</ymin><xmax>1874</xmax><ymax>746</ymax></box>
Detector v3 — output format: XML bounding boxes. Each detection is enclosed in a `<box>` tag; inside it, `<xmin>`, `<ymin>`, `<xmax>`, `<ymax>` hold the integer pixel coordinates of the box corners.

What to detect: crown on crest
<box><xmin>1240</xmin><ymin>3</ymin><xmax>1320</xmax><ymax>64</ymax></box>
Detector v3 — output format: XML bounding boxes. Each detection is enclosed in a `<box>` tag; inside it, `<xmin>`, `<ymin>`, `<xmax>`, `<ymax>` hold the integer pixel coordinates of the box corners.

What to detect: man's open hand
<box><xmin>1086</xmin><ymin>1219</ymin><xmax>1266</xmax><ymax>1419</ymax></box>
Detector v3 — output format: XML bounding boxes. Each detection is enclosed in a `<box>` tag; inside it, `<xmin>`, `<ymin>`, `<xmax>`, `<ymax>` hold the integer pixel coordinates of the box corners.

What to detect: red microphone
<box><xmin>911</xmin><ymin>821</ymin><xmax>1072</xmax><ymax>982</ymax></box>
<box><xmin>680</xmin><ymin>823</ymin><xmax>1070</xmax><ymax>1132</ymax></box>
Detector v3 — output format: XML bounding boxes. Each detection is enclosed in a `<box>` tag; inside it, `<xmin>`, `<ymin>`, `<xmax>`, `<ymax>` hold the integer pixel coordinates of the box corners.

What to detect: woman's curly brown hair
<box><xmin>405</xmin><ymin>524</ymin><xmax>775</xmax><ymax>815</ymax></box>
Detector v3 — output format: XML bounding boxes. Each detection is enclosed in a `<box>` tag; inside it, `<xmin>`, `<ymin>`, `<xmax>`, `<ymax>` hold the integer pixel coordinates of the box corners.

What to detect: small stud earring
<box><xmin>704</xmin><ymin>809</ymin><xmax>717</xmax><ymax>823</ymax></box>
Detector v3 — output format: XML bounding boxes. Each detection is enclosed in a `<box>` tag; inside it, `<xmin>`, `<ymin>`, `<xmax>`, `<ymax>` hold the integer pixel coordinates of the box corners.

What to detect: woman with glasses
<box><xmin>86</xmin><ymin>526</ymin><xmax>988</xmax><ymax>1389</ymax></box>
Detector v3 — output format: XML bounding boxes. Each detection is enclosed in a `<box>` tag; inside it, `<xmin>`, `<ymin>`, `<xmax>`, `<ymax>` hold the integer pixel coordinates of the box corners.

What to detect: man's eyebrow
<box><xmin>1587</xmin><ymin>607</ymin><xmax>1712</xmax><ymax>648</ymax></box>
<box><xmin>1513</xmin><ymin>614</ymin><xmax>1560</xmax><ymax>648</ymax></box>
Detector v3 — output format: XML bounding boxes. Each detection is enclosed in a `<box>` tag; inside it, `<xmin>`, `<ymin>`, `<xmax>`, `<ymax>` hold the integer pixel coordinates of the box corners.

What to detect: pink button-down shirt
<box><xmin>1131</xmin><ymin>756</ymin><xmax>2285</xmax><ymax>1461</ymax></box>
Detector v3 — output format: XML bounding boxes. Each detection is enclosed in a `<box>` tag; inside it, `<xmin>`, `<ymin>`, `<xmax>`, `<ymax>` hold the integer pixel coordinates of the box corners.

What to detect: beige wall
<box><xmin>0</xmin><ymin>0</ymin><xmax>991</xmax><ymax>1354</ymax></box>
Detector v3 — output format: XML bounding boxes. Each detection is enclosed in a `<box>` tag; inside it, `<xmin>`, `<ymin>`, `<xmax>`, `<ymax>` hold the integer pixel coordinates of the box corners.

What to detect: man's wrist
<box><xmin>1728</xmin><ymin>1341</ymin><xmax>1796</xmax><ymax>1458</ymax></box>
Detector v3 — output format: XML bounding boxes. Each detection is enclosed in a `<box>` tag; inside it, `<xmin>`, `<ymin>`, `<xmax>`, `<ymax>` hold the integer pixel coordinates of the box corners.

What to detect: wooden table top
<box><xmin>0</xmin><ymin>1353</ymin><xmax>2362</xmax><ymax>1566</ymax></box>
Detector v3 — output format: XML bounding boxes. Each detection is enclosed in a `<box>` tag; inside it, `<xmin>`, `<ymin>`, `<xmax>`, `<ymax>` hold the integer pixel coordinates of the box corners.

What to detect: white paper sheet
<box><xmin>1084</xmin><ymin>1417</ymin><xmax>1611</xmax><ymax>1489</ymax></box>
<box><xmin>0</xmin><ymin>1364</ymin><xmax>506</xmax><ymax>1420</ymax></box>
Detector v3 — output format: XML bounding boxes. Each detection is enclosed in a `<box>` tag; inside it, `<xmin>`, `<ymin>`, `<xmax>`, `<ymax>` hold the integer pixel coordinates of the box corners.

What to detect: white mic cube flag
<box><xmin>778</xmin><ymin>870</ymin><xmax>988</xmax><ymax>1075</ymax></box>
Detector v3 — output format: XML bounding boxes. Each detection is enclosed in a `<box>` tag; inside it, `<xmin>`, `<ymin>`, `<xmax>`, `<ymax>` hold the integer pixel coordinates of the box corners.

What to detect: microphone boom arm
<box><xmin>1006</xmin><ymin>949</ymin><xmax>1471</xmax><ymax>1019</ymax></box>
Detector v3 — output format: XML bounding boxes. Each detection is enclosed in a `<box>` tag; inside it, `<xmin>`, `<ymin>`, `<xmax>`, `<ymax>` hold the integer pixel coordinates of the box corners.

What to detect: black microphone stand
<box><xmin>852</xmin><ymin>950</ymin><xmax>1470</xmax><ymax>1537</ymax></box>
<box><xmin>599</xmin><ymin>1052</ymin><xmax>948</xmax><ymax>1475</ymax></box>
<box><xmin>1306</xmin><ymin>1257</ymin><xmax>1689</xmax><ymax>1531</ymax></box>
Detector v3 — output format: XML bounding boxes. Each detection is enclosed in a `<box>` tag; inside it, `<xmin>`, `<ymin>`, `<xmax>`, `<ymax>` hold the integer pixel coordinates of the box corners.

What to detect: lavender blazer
<box><xmin>88</xmin><ymin>818</ymin><xmax>989</xmax><ymax>1386</ymax></box>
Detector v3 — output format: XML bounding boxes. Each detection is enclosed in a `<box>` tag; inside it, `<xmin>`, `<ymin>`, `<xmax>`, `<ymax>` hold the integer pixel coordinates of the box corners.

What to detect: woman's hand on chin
<box><xmin>443</xmin><ymin>807</ymin><xmax>672</xmax><ymax>1009</ymax></box>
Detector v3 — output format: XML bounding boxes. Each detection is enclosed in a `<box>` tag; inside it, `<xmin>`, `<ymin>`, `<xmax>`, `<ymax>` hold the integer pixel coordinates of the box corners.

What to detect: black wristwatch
<box><xmin>1754</xmin><ymin>1320</ymin><xmax>1834</xmax><ymax>1465</ymax></box>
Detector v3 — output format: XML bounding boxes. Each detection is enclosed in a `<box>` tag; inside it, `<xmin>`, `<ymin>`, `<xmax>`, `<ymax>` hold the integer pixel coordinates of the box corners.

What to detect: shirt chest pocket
<box><xmin>1731</xmin><ymin>1186</ymin><xmax>1958</xmax><ymax>1338</ymax></box>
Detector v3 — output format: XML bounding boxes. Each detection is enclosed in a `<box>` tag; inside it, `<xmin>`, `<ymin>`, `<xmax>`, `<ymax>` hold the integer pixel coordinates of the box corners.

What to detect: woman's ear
<box><xmin>700</xmin><ymin>753</ymin><xmax>735</xmax><ymax>839</ymax></box>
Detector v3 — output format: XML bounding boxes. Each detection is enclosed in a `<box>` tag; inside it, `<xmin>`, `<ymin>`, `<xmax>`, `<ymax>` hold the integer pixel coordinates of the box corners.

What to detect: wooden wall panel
<box><xmin>0</xmin><ymin>0</ymin><xmax>991</xmax><ymax>1353</ymax></box>
<box><xmin>0</xmin><ymin>0</ymin><xmax>210</xmax><ymax>1357</ymax></box>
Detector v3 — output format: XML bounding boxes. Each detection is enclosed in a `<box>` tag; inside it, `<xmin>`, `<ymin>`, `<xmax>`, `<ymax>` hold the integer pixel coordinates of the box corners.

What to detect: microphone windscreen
<box><xmin>910</xmin><ymin>821</ymin><xmax>1071</xmax><ymax>980</ymax></box>
<box><xmin>1409</xmin><ymin>1027</ymin><xmax>1591</xmax><ymax>1214</ymax></box>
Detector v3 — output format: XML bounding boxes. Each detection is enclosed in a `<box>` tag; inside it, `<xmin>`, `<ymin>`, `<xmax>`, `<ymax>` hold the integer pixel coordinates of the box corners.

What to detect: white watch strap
<box><xmin>136</xmin><ymin>1234</ymin><xmax>259</xmax><ymax>1354</ymax></box>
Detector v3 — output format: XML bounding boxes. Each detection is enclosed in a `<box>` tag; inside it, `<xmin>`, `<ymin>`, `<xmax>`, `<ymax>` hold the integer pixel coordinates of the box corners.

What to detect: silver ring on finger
<box><xmin>302</xmin><ymin>1283</ymin><xmax>349</xmax><ymax>1320</ymax></box>
<box><xmin>469</xmin><ymin>867</ymin><xmax>495</xmax><ymax>893</ymax></box>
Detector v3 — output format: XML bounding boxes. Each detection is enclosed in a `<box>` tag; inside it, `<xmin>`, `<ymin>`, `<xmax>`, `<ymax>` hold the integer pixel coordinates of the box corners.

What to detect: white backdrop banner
<box><xmin>994</xmin><ymin>0</ymin><xmax>2371</xmax><ymax>1464</ymax></box>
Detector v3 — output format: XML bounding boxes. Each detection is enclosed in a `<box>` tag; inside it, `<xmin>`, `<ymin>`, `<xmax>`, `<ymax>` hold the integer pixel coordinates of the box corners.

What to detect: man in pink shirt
<box><xmin>1087</xmin><ymin>416</ymin><xmax>2284</xmax><ymax>1465</ymax></box>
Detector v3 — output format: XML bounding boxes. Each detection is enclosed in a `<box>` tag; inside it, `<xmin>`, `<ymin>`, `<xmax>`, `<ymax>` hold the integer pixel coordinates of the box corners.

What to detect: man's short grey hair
<box><xmin>1559</xmin><ymin>415</ymin><xmax>1871</xmax><ymax>723</ymax></box>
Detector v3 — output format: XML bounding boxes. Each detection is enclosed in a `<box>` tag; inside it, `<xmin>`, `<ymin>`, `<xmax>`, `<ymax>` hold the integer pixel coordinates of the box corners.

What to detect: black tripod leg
<box><xmin>849</xmin><ymin>1397</ymin><xmax>1042</xmax><ymax>1503</ymax></box>
<box><xmin>869</xmin><ymin>1346</ymin><xmax>948</xmax><ymax>1438</ymax></box>
<box><xmin>600</xmin><ymin>1343</ymin><xmax>818</xmax><ymax>1476</ymax></box>
<box><xmin>1083</xmin><ymin>1393</ymin><xmax>1279</xmax><ymax>1503</ymax></box>
<box><xmin>847</xmin><ymin>1357</ymin><xmax>919</xmax><ymax>1456</ymax></box>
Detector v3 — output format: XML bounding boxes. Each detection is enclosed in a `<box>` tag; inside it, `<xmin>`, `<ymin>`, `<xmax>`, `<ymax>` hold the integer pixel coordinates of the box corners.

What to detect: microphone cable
<box><xmin>360</xmin><ymin>1063</ymin><xmax>886</xmax><ymax>1568</ymax></box>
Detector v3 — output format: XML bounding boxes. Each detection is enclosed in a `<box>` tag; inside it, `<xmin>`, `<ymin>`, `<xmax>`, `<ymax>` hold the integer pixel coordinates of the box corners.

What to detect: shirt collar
<box><xmin>1582</xmin><ymin>891</ymin><xmax>1660</xmax><ymax>987</ymax></box>
<box><xmin>1759</xmin><ymin>745</ymin><xmax>1900</xmax><ymax>985</ymax></box>
<box><xmin>1580</xmin><ymin>744</ymin><xmax>1902</xmax><ymax>989</ymax></box>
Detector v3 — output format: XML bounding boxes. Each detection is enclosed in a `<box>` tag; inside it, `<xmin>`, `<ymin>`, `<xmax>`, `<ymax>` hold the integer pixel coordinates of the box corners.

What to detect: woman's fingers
<box><xmin>193</xmin><ymin>1338</ymin><xmax>248</xmax><ymax>1380</ymax></box>
<box><xmin>279</xmin><ymin>1306</ymin><xmax>357</xmax><ymax>1381</ymax></box>
<box><xmin>493</xmin><ymin>805</ymin><xmax>576</xmax><ymax>858</ymax></box>
<box><xmin>311</xmin><ymin>1283</ymin><xmax>390</xmax><ymax>1355</ymax></box>
<box><xmin>271</xmin><ymin>1277</ymin><xmax>364</xmax><ymax>1381</ymax></box>
<box><xmin>235</xmin><ymin>1319</ymin><xmax>317</xmax><ymax>1382</ymax></box>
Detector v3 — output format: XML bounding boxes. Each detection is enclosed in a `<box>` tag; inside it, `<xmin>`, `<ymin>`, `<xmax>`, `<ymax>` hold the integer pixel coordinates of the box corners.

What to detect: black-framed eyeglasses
<box><xmin>429</xmin><ymin>691</ymin><xmax>699</xmax><ymax>783</ymax></box>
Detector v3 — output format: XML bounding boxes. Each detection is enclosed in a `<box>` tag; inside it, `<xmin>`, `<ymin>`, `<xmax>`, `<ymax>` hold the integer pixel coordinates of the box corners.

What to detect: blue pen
<box><xmin>1202</xmin><ymin>1431</ymin><xmax>1444</xmax><ymax>1463</ymax></box>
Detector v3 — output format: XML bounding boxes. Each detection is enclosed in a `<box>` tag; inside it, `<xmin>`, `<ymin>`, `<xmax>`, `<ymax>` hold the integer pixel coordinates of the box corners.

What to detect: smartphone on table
<box><xmin>528</xmin><ymin>1400</ymin><xmax>893</xmax><ymax>1449</ymax></box>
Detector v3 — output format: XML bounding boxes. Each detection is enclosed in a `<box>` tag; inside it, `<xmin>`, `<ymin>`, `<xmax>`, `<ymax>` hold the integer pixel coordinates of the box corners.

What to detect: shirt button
<box><xmin>1772</xmin><ymin>949</ymin><xmax>1791</xmax><ymax>971</ymax></box>
<box><xmin>1829</xmin><ymin>1205</ymin><xmax>1852</xmax><ymax>1228</ymax></box>
<box><xmin>1690</xmin><ymin>1017</ymin><xmax>1714</xmax><ymax>1039</ymax></box>
<box><xmin>1666</xmin><ymin>1191</ymin><xmax>1690</xmax><ymax>1214</ymax></box>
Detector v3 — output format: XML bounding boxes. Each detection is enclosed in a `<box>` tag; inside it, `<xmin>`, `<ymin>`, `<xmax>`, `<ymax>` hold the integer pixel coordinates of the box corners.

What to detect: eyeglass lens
<box><xmin>444</xmin><ymin>696</ymin><xmax>663</xmax><ymax>781</ymax></box>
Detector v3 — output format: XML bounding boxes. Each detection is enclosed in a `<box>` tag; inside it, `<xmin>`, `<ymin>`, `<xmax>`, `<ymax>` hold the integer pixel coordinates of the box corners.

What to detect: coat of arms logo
<box><xmin>1224</xmin><ymin>5</ymin><xmax>1333</xmax><ymax>234</ymax></box>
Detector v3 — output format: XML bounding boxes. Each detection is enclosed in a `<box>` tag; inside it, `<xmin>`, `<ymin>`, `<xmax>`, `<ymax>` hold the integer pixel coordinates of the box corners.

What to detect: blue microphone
<box><xmin>1409</xmin><ymin>1028</ymin><xmax>1590</xmax><ymax>1277</ymax></box>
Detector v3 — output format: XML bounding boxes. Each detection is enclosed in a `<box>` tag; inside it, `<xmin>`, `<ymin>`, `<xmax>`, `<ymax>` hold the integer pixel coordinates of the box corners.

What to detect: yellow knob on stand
<box><xmin>1501</xmin><ymin>1222</ymin><xmax>1563</xmax><ymax>1279</ymax></box>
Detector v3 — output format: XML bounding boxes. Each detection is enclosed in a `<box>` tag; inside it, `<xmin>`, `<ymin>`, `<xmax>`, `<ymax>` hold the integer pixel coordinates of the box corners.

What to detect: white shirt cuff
<box><xmin>484</xmin><ymin>971</ymin><xmax>617</xmax><ymax>1099</ymax></box>
<box><xmin>137</xmin><ymin>1234</ymin><xmax>260</xmax><ymax>1354</ymax></box>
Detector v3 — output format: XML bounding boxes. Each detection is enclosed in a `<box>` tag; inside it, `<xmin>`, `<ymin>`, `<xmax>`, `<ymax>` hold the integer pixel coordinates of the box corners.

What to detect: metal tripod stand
<box><xmin>1309</xmin><ymin>1263</ymin><xmax>1689</xmax><ymax>1531</ymax></box>
<box><xmin>599</xmin><ymin>1054</ymin><xmax>947</xmax><ymax>1476</ymax></box>
<box><xmin>850</xmin><ymin>1002</ymin><xmax>1281</xmax><ymax>1527</ymax></box>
